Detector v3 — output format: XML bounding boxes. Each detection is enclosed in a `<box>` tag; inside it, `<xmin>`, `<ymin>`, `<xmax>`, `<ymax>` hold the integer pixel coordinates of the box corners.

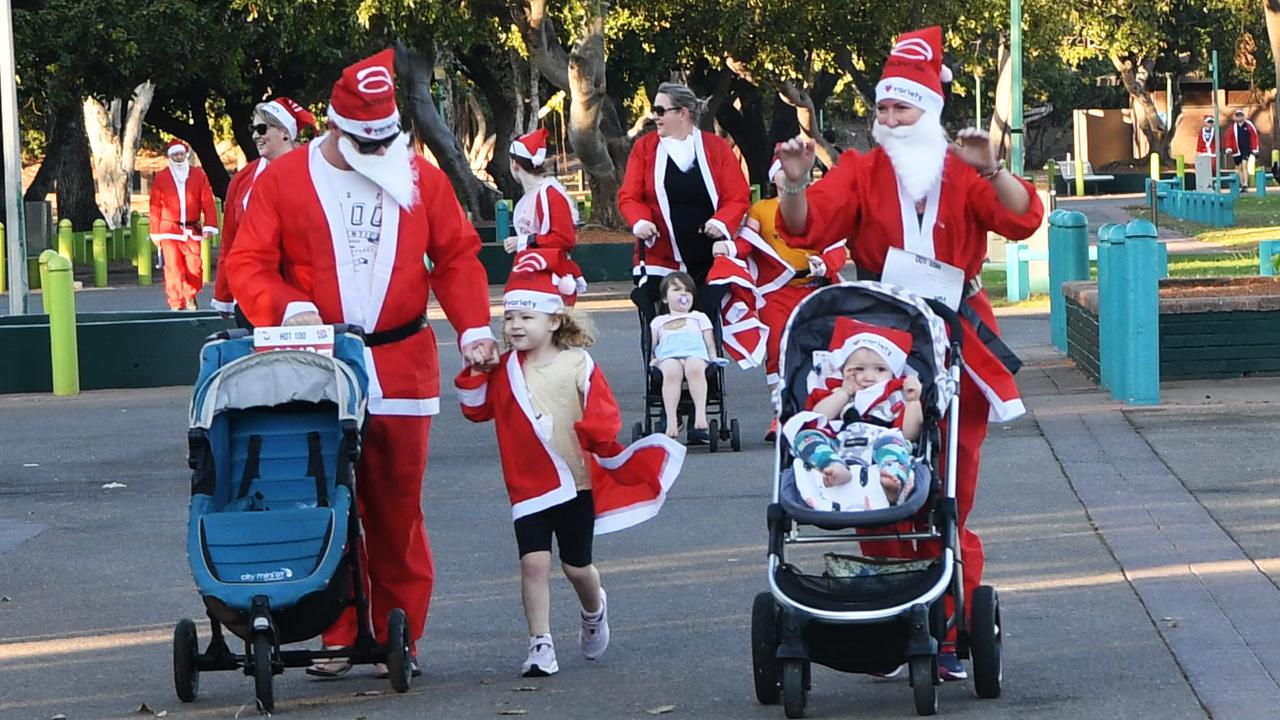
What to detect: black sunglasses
<box><xmin>348</xmin><ymin>132</ymin><xmax>399</xmax><ymax>154</ymax></box>
<box><xmin>249</xmin><ymin>123</ymin><xmax>271</xmax><ymax>136</ymax></box>
<box><xmin>651</xmin><ymin>104</ymin><xmax>685</xmax><ymax>117</ymax></box>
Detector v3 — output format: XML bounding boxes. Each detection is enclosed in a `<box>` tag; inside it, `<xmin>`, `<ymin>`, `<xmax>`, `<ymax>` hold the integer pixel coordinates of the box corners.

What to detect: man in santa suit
<box><xmin>1225</xmin><ymin>108</ymin><xmax>1261</xmax><ymax>188</ymax></box>
<box><xmin>211</xmin><ymin>96</ymin><xmax>317</xmax><ymax>319</ymax></box>
<box><xmin>225</xmin><ymin>48</ymin><xmax>500</xmax><ymax>677</ymax></box>
<box><xmin>712</xmin><ymin>156</ymin><xmax>848</xmax><ymax>441</ymax></box>
<box><xmin>149</xmin><ymin>139</ymin><xmax>220</xmax><ymax>310</ymax></box>
<box><xmin>502</xmin><ymin>127</ymin><xmax>580</xmax><ymax>255</ymax></box>
<box><xmin>775</xmin><ymin>26</ymin><xmax>1044</xmax><ymax>681</ymax></box>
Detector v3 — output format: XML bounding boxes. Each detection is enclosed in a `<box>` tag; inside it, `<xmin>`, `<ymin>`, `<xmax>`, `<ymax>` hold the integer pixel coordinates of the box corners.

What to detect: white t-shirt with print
<box><xmin>322</xmin><ymin>163</ymin><xmax>383</xmax><ymax>297</ymax></box>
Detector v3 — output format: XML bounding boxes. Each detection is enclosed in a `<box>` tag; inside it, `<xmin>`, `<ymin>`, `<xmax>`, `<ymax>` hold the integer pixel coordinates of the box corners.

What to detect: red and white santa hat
<box><xmin>1203</xmin><ymin>115</ymin><xmax>1215</xmax><ymax>124</ymax></box>
<box><xmin>503</xmin><ymin>249</ymin><xmax>585</xmax><ymax>314</ymax></box>
<box><xmin>328</xmin><ymin>48</ymin><xmax>401</xmax><ymax>141</ymax></box>
<box><xmin>166</xmin><ymin>139</ymin><xmax>188</xmax><ymax>157</ymax></box>
<box><xmin>875</xmin><ymin>26</ymin><xmax>952</xmax><ymax>117</ymax></box>
<box><xmin>260</xmin><ymin>96</ymin><xmax>317</xmax><ymax>140</ymax></box>
<box><xmin>511</xmin><ymin>128</ymin><xmax>549</xmax><ymax>167</ymax></box>
<box><xmin>826</xmin><ymin>317</ymin><xmax>913</xmax><ymax>377</ymax></box>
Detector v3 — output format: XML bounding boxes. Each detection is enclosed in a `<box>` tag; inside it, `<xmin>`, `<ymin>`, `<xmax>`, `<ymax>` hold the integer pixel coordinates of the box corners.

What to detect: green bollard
<box><xmin>57</xmin><ymin>218</ymin><xmax>73</xmax><ymax>261</ymax></box>
<box><xmin>1256</xmin><ymin>169</ymin><xmax>1267</xmax><ymax>197</ymax></box>
<box><xmin>126</xmin><ymin>211</ymin><xmax>138</xmax><ymax>265</ymax></box>
<box><xmin>495</xmin><ymin>199</ymin><xmax>511</xmax><ymax>243</ymax></box>
<box><xmin>751</xmin><ymin>184</ymin><xmax>762</xmax><ymax>204</ymax></box>
<box><xmin>1175</xmin><ymin>154</ymin><xmax>1185</xmax><ymax>187</ymax></box>
<box><xmin>215</xmin><ymin>197</ymin><xmax>224</xmax><ymax>248</ymax></box>
<box><xmin>0</xmin><ymin>222</ymin><xmax>5</xmax><ymax>293</ymax></box>
<box><xmin>1149</xmin><ymin>152</ymin><xmax>1160</xmax><ymax>182</ymax></box>
<box><xmin>1074</xmin><ymin>154</ymin><xmax>1086</xmax><ymax>197</ymax></box>
<box><xmin>137</xmin><ymin>217</ymin><xmax>152</xmax><ymax>286</ymax></box>
<box><xmin>1120</xmin><ymin>219</ymin><xmax>1160</xmax><ymax>404</ymax></box>
<box><xmin>1048</xmin><ymin>209</ymin><xmax>1089</xmax><ymax>352</ymax></box>
<box><xmin>42</xmin><ymin>250</ymin><xmax>80</xmax><ymax>396</ymax></box>
<box><xmin>38</xmin><ymin>247</ymin><xmax>52</xmax><ymax>293</ymax></box>
<box><xmin>582</xmin><ymin>193</ymin><xmax>593</xmax><ymax>221</ymax></box>
<box><xmin>92</xmin><ymin>219</ymin><xmax>108</xmax><ymax>287</ymax></box>
<box><xmin>201</xmin><ymin>234</ymin><xmax>212</xmax><ymax>283</ymax></box>
<box><xmin>1047</xmin><ymin>159</ymin><xmax>1057</xmax><ymax>195</ymax></box>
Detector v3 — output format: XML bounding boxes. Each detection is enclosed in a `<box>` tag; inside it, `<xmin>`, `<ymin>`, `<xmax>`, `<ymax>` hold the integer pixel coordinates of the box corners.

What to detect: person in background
<box><xmin>149</xmin><ymin>139</ymin><xmax>219</xmax><ymax>310</ymax></box>
<box><xmin>1225</xmin><ymin>108</ymin><xmax>1260</xmax><ymax>188</ymax></box>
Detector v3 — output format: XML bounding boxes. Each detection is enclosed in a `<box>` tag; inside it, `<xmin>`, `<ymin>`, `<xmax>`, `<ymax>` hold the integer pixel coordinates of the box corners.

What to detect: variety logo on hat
<box><xmin>503</xmin><ymin>249</ymin><xmax>585</xmax><ymax>314</ymax></box>
<box><xmin>260</xmin><ymin>96</ymin><xmax>317</xmax><ymax>140</ymax></box>
<box><xmin>328</xmin><ymin>48</ymin><xmax>401</xmax><ymax>141</ymax></box>
<box><xmin>825</xmin><ymin>317</ymin><xmax>914</xmax><ymax>378</ymax></box>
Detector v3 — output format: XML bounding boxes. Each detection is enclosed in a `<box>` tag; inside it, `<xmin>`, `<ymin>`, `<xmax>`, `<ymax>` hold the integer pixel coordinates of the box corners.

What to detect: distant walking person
<box><xmin>1225</xmin><ymin>108</ymin><xmax>1260</xmax><ymax>188</ymax></box>
<box><xmin>149</xmin><ymin>139</ymin><xmax>219</xmax><ymax>310</ymax></box>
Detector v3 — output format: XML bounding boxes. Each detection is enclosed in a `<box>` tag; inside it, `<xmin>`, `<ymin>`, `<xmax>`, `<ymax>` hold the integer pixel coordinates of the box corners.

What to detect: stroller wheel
<box><xmin>386</xmin><ymin>608</ymin><xmax>413</xmax><ymax>693</ymax></box>
<box><xmin>781</xmin><ymin>658</ymin><xmax>807</xmax><ymax>718</ymax></box>
<box><xmin>632</xmin><ymin>421</ymin><xmax>644</xmax><ymax>444</ymax></box>
<box><xmin>729</xmin><ymin>418</ymin><xmax>741</xmax><ymax>452</ymax></box>
<box><xmin>252</xmin><ymin>632</ymin><xmax>274</xmax><ymax>713</ymax></box>
<box><xmin>173</xmin><ymin>619</ymin><xmax>199</xmax><ymax>703</ymax></box>
<box><xmin>909</xmin><ymin>654</ymin><xmax>938</xmax><ymax>716</ymax></box>
<box><xmin>970</xmin><ymin>586</ymin><xmax>1002</xmax><ymax>699</ymax></box>
<box><xmin>708</xmin><ymin>419</ymin><xmax>720</xmax><ymax>453</ymax></box>
<box><xmin>750</xmin><ymin>593</ymin><xmax>780</xmax><ymax>705</ymax></box>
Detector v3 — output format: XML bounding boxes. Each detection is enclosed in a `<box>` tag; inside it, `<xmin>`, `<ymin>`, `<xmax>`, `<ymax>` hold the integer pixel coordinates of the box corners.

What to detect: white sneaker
<box><xmin>521</xmin><ymin>636</ymin><xmax>558</xmax><ymax>677</ymax></box>
<box><xmin>580</xmin><ymin>589</ymin><xmax>610</xmax><ymax>660</ymax></box>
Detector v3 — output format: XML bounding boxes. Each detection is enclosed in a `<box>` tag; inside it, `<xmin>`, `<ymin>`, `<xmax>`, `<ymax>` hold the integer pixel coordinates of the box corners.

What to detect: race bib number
<box><xmin>253</xmin><ymin>325</ymin><xmax>335</xmax><ymax>356</ymax></box>
<box><xmin>880</xmin><ymin>247</ymin><xmax>965</xmax><ymax>310</ymax></box>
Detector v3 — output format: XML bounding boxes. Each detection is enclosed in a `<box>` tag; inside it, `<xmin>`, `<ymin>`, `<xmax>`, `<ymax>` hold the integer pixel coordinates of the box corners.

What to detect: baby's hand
<box><xmin>902</xmin><ymin>375</ymin><xmax>922</xmax><ymax>401</ymax></box>
<box><xmin>879</xmin><ymin>469</ymin><xmax>902</xmax><ymax>503</ymax></box>
<box><xmin>822</xmin><ymin>462</ymin><xmax>852</xmax><ymax>487</ymax></box>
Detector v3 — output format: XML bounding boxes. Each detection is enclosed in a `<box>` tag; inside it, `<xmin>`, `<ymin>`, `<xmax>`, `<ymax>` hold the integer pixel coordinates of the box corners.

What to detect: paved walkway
<box><xmin>1055</xmin><ymin>194</ymin><xmax>1234</xmax><ymax>254</ymax></box>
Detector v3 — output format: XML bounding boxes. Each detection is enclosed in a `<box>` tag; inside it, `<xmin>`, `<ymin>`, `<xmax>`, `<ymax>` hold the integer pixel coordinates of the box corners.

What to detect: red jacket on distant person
<box><xmin>148</xmin><ymin>165</ymin><xmax>218</xmax><ymax>242</ymax></box>
<box><xmin>211</xmin><ymin>157</ymin><xmax>270</xmax><ymax>312</ymax></box>
<box><xmin>1225</xmin><ymin>118</ymin><xmax>1260</xmax><ymax>160</ymax></box>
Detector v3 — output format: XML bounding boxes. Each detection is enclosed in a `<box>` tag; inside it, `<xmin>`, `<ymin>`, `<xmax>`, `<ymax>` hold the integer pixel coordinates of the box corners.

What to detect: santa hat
<box><xmin>876</xmin><ymin>26</ymin><xmax>952</xmax><ymax>117</ymax></box>
<box><xmin>826</xmin><ymin>317</ymin><xmax>913</xmax><ymax>377</ymax></box>
<box><xmin>1203</xmin><ymin>115</ymin><xmax>1216</xmax><ymax>123</ymax></box>
<box><xmin>328</xmin><ymin>48</ymin><xmax>401</xmax><ymax>141</ymax></box>
<box><xmin>260</xmin><ymin>96</ymin><xmax>317</xmax><ymax>140</ymax></box>
<box><xmin>166</xmin><ymin>139</ymin><xmax>188</xmax><ymax>157</ymax></box>
<box><xmin>503</xmin><ymin>249</ymin><xmax>585</xmax><ymax>314</ymax></box>
<box><xmin>511</xmin><ymin>128</ymin><xmax>550</xmax><ymax>167</ymax></box>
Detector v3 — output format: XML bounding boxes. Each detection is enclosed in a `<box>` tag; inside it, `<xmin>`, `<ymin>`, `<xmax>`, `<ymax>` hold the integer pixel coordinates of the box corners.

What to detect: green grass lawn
<box><xmin>1126</xmin><ymin>194</ymin><xmax>1280</xmax><ymax>249</ymax></box>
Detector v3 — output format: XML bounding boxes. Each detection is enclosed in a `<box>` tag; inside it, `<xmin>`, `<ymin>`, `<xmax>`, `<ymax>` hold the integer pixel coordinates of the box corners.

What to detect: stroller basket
<box><xmin>775</xmin><ymin>558</ymin><xmax>946</xmax><ymax>613</ymax></box>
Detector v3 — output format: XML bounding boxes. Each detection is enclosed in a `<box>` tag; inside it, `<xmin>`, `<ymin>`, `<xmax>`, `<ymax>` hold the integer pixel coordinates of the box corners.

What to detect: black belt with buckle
<box><xmin>364</xmin><ymin>316</ymin><xmax>427</xmax><ymax>347</ymax></box>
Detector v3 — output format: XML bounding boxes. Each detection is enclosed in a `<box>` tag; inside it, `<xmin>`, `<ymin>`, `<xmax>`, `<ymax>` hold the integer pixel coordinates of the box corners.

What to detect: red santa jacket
<box><xmin>1195</xmin><ymin>126</ymin><xmax>1217</xmax><ymax>156</ymax></box>
<box><xmin>618</xmin><ymin>130</ymin><xmax>750</xmax><ymax>276</ymax></box>
<box><xmin>730</xmin><ymin>197</ymin><xmax>846</xmax><ymax>296</ymax></box>
<box><xmin>1225</xmin><ymin>119</ymin><xmax>1260</xmax><ymax>159</ymax></box>
<box><xmin>225</xmin><ymin>139</ymin><xmax>494</xmax><ymax>417</ymax></box>
<box><xmin>706</xmin><ymin>256</ymin><xmax>767</xmax><ymax>368</ymax></box>
<box><xmin>455</xmin><ymin>350</ymin><xmax>685</xmax><ymax>532</ymax></box>
<box><xmin>512</xmin><ymin>177</ymin><xmax>578</xmax><ymax>252</ymax></box>
<box><xmin>779</xmin><ymin>148</ymin><xmax>1044</xmax><ymax>422</ymax></box>
<box><xmin>149</xmin><ymin>165</ymin><xmax>218</xmax><ymax>242</ymax></box>
<box><xmin>212</xmin><ymin>157</ymin><xmax>271</xmax><ymax>310</ymax></box>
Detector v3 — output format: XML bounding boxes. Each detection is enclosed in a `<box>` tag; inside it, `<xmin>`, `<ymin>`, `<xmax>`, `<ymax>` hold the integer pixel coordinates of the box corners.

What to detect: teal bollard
<box><xmin>1256</xmin><ymin>169</ymin><xmax>1267</xmax><ymax>197</ymax></box>
<box><xmin>495</xmin><ymin>199</ymin><xmax>511</xmax><ymax>244</ymax></box>
<box><xmin>1260</xmin><ymin>239</ymin><xmax>1280</xmax><ymax>276</ymax></box>
<box><xmin>1049</xmin><ymin>210</ymin><xmax>1089</xmax><ymax>352</ymax></box>
<box><xmin>1004</xmin><ymin>241</ymin><xmax>1029</xmax><ymax>302</ymax></box>
<box><xmin>1097</xmin><ymin>223</ymin><xmax>1128</xmax><ymax>395</ymax></box>
<box><xmin>1120</xmin><ymin>219</ymin><xmax>1160</xmax><ymax>404</ymax></box>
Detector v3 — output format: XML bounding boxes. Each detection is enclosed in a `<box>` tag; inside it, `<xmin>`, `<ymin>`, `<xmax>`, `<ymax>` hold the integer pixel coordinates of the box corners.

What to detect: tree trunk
<box><xmin>567</xmin><ymin>12</ymin><xmax>624</xmax><ymax>228</ymax></box>
<box><xmin>83</xmin><ymin>81</ymin><xmax>154</xmax><ymax>228</ymax></box>
<box><xmin>716</xmin><ymin>81</ymin><xmax>772</xmax><ymax>185</ymax></box>
<box><xmin>226</xmin><ymin>97</ymin><xmax>259</xmax><ymax>165</ymax></box>
<box><xmin>54</xmin><ymin>110</ymin><xmax>100</xmax><ymax>229</ymax></box>
<box><xmin>145</xmin><ymin>101</ymin><xmax>231</xmax><ymax>197</ymax></box>
<box><xmin>1112</xmin><ymin>54</ymin><xmax>1167</xmax><ymax>156</ymax></box>
<box><xmin>461</xmin><ymin>46</ymin><xmax>522</xmax><ymax>199</ymax></box>
<box><xmin>396</xmin><ymin>43</ymin><xmax>498</xmax><ymax>221</ymax></box>
<box><xmin>1264</xmin><ymin>0</ymin><xmax>1280</xmax><ymax>149</ymax></box>
<box><xmin>989</xmin><ymin>44</ymin><xmax>1012</xmax><ymax>162</ymax></box>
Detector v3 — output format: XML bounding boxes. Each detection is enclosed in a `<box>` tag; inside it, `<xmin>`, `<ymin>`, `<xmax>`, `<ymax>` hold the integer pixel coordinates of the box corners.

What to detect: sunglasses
<box><xmin>651</xmin><ymin>105</ymin><xmax>685</xmax><ymax>117</ymax></box>
<box><xmin>249</xmin><ymin>123</ymin><xmax>272</xmax><ymax>136</ymax></box>
<box><xmin>348</xmin><ymin>132</ymin><xmax>399</xmax><ymax>154</ymax></box>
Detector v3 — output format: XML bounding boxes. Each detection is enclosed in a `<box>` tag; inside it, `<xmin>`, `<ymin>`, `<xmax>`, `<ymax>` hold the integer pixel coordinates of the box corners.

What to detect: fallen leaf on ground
<box><xmin>511</xmin><ymin>686</ymin><xmax>540</xmax><ymax>692</ymax></box>
<box><xmin>480</xmin><ymin>677</ymin><xmax>495</xmax><ymax>685</ymax></box>
<box><xmin>354</xmin><ymin>690</ymin><xmax>382</xmax><ymax>697</ymax></box>
<box><xmin>50</xmin><ymin>715</ymin><xmax>67</xmax><ymax>720</ymax></box>
<box><xmin>23</xmin><ymin>463</ymin><xmax>39</xmax><ymax>468</ymax></box>
<box><xmin>102</xmin><ymin>482</ymin><xmax>128</xmax><ymax>489</ymax></box>
<box><xmin>155</xmin><ymin>711</ymin><xmax>169</xmax><ymax>718</ymax></box>
<box><xmin>135</xmin><ymin>703</ymin><xmax>152</xmax><ymax>714</ymax></box>
<box><xmin>647</xmin><ymin>705</ymin><xmax>677</xmax><ymax>715</ymax></box>
<box><xmin>1</xmin><ymin>596</ymin><xmax>11</xmax><ymax>602</ymax></box>
<box><xmin>498</xmin><ymin>710</ymin><xmax>528</xmax><ymax>716</ymax></box>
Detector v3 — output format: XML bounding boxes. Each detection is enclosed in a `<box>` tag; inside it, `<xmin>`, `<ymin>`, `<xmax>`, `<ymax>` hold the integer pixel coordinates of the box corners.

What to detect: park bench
<box><xmin>1060</xmin><ymin>158</ymin><xmax>1115</xmax><ymax>194</ymax></box>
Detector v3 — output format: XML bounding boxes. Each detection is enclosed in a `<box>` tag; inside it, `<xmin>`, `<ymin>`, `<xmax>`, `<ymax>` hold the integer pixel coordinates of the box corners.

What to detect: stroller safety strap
<box><xmin>306</xmin><ymin>432</ymin><xmax>330</xmax><ymax>508</ymax></box>
<box><xmin>238</xmin><ymin>435</ymin><xmax>263</xmax><ymax>500</ymax></box>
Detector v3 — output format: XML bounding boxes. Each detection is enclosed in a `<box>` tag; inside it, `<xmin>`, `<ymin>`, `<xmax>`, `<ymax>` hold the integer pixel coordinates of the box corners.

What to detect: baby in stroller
<box><xmin>648</xmin><ymin>271</ymin><xmax>726</xmax><ymax>442</ymax></box>
<box><xmin>782</xmin><ymin>317</ymin><xmax>923</xmax><ymax>512</ymax></box>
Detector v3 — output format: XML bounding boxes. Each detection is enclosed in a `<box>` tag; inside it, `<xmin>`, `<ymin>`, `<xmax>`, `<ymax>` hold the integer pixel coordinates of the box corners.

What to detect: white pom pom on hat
<box><xmin>939</xmin><ymin>65</ymin><xmax>953</xmax><ymax>83</ymax></box>
<box><xmin>556</xmin><ymin>273</ymin><xmax>577</xmax><ymax>295</ymax></box>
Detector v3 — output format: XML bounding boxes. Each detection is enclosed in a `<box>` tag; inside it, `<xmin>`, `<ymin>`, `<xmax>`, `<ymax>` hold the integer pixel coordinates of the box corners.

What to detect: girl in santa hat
<box><xmin>456</xmin><ymin>249</ymin><xmax>684</xmax><ymax>678</ymax></box>
<box><xmin>212</xmin><ymin>97</ymin><xmax>317</xmax><ymax>319</ymax></box>
<box><xmin>503</xmin><ymin>128</ymin><xmax>579</xmax><ymax>255</ymax></box>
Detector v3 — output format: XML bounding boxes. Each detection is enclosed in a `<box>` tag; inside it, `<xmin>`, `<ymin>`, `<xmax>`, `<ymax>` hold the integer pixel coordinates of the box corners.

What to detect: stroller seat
<box><xmin>199</xmin><ymin>506</ymin><xmax>337</xmax><ymax>584</ymax></box>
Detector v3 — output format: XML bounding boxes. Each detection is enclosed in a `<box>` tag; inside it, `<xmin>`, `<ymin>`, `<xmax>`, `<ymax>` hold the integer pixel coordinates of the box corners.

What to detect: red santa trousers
<box><xmin>860</xmin><ymin>373</ymin><xmax>989</xmax><ymax>641</ymax></box>
<box><xmin>322</xmin><ymin>415</ymin><xmax>434</xmax><ymax>647</ymax></box>
<box><xmin>758</xmin><ymin>284</ymin><xmax>815</xmax><ymax>385</ymax></box>
<box><xmin>160</xmin><ymin>239</ymin><xmax>203</xmax><ymax>309</ymax></box>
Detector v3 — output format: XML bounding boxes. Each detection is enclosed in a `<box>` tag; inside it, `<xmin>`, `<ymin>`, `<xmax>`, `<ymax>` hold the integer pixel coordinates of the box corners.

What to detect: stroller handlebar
<box><xmin>207</xmin><ymin>323</ymin><xmax>367</xmax><ymax>343</ymax></box>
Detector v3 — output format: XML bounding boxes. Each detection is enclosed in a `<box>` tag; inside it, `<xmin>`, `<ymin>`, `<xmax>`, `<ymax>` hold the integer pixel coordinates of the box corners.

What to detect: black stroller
<box><xmin>750</xmin><ymin>282</ymin><xmax>1003</xmax><ymax>717</ymax></box>
<box><xmin>629</xmin><ymin>240</ymin><xmax>742</xmax><ymax>452</ymax></box>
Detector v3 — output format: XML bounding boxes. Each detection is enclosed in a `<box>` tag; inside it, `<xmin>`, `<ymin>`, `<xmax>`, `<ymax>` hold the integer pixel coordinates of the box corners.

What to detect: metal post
<box><xmin>1</xmin><ymin>0</ymin><xmax>27</xmax><ymax>314</ymax></box>
<box><xmin>1175</xmin><ymin>154</ymin><xmax>1185</xmax><ymax>186</ymax></box>
<box><xmin>91</xmin><ymin>219</ymin><xmax>107</xmax><ymax>288</ymax></box>
<box><xmin>975</xmin><ymin>74</ymin><xmax>982</xmax><ymax>129</ymax></box>
<box><xmin>0</xmin><ymin>221</ymin><xmax>5</xmax><ymax>292</ymax></box>
<box><xmin>200</xmin><ymin>234</ymin><xmax>212</xmax><ymax>283</ymax></box>
<box><xmin>1048</xmin><ymin>210</ymin><xmax>1089</xmax><ymax>352</ymax></box>
<box><xmin>1009</xmin><ymin>0</ymin><xmax>1025</xmax><ymax>177</ymax></box>
<box><xmin>56</xmin><ymin>218</ymin><xmax>72</xmax><ymax>260</ymax></box>
<box><xmin>41</xmin><ymin>250</ymin><xmax>79</xmax><ymax>396</ymax></box>
<box><xmin>495</xmin><ymin>199</ymin><xmax>511</xmax><ymax>244</ymax></box>
<box><xmin>1212</xmin><ymin>50</ymin><xmax>1222</xmax><ymax>194</ymax></box>
<box><xmin>1121</xmin><ymin>219</ymin><xmax>1159</xmax><ymax>404</ymax></box>
<box><xmin>136</xmin><ymin>216</ymin><xmax>152</xmax><ymax>286</ymax></box>
<box><xmin>1096</xmin><ymin>223</ymin><xmax>1127</xmax><ymax>395</ymax></box>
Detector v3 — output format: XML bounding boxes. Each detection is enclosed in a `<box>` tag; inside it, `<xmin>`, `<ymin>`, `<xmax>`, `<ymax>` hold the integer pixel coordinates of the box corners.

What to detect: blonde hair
<box><xmin>553</xmin><ymin>306</ymin><xmax>596</xmax><ymax>349</ymax></box>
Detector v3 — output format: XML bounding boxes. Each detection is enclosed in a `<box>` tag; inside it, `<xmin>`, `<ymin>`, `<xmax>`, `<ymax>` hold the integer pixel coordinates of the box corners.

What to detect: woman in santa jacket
<box><xmin>502</xmin><ymin>127</ymin><xmax>579</xmax><ymax>255</ymax></box>
<box><xmin>618</xmin><ymin>82</ymin><xmax>750</xmax><ymax>309</ymax></box>
<box><xmin>211</xmin><ymin>97</ymin><xmax>316</xmax><ymax>319</ymax></box>
<box><xmin>455</xmin><ymin>249</ymin><xmax>685</xmax><ymax>677</ymax></box>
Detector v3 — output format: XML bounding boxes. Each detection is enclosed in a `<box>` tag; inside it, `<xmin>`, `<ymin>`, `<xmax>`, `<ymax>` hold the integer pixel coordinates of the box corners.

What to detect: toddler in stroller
<box><xmin>751</xmin><ymin>282</ymin><xmax>1004</xmax><ymax>718</ymax></box>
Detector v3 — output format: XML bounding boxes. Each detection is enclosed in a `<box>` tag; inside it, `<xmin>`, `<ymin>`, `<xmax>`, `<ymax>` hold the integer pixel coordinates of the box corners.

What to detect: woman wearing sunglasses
<box><xmin>211</xmin><ymin>97</ymin><xmax>316</xmax><ymax>318</ymax></box>
<box><xmin>618</xmin><ymin>82</ymin><xmax>750</xmax><ymax>300</ymax></box>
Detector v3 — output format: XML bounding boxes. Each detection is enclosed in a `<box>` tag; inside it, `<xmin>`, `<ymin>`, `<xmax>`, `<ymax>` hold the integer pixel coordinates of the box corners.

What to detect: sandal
<box><xmin>305</xmin><ymin>646</ymin><xmax>353</xmax><ymax>678</ymax></box>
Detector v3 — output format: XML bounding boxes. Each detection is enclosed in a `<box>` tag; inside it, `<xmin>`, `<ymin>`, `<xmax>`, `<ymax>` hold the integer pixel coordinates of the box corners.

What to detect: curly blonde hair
<box><xmin>552</xmin><ymin>307</ymin><xmax>596</xmax><ymax>349</ymax></box>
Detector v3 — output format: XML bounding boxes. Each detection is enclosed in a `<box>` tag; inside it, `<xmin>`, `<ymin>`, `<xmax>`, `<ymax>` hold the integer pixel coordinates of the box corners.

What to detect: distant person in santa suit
<box><xmin>226</xmin><ymin>48</ymin><xmax>499</xmax><ymax>678</ymax></box>
<box><xmin>1195</xmin><ymin>115</ymin><xmax>1217</xmax><ymax>169</ymax></box>
<box><xmin>775</xmin><ymin>25</ymin><xmax>1044</xmax><ymax>682</ymax></box>
<box><xmin>211</xmin><ymin>96</ymin><xmax>317</xmax><ymax>319</ymax></box>
<box><xmin>1225</xmin><ymin>108</ymin><xmax>1260</xmax><ymax>187</ymax></box>
<box><xmin>149</xmin><ymin>139</ymin><xmax>219</xmax><ymax>310</ymax></box>
<box><xmin>502</xmin><ymin>127</ymin><xmax>580</xmax><ymax>255</ymax></box>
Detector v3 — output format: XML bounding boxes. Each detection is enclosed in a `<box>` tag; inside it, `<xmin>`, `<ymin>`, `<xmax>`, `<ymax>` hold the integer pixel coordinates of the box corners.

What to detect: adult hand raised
<box><xmin>776</xmin><ymin>135</ymin><xmax>817</xmax><ymax>184</ymax></box>
<box><xmin>954</xmin><ymin>128</ymin><xmax>999</xmax><ymax>175</ymax></box>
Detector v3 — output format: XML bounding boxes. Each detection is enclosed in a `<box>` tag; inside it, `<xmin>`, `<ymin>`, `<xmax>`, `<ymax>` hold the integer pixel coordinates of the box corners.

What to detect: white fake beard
<box><xmin>168</xmin><ymin>159</ymin><xmax>190</xmax><ymax>183</ymax></box>
<box><xmin>871</xmin><ymin>112</ymin><xmax>948</xmax><ymax>204</ymax></box>
<box><xmin>337</xmin><ymin>132</ymin><xmax>418</xmax><ymax>209</ymax></box>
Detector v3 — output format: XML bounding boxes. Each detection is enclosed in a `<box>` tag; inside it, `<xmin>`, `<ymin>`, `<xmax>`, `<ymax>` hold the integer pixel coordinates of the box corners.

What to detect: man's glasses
<box><xmin>349</xmin><ymin>133</ymin><xmax>399</xmax><ymax>154</ymax></box>
<box><xmin>651</xmin><ymin>105</ymin><xmax>685</xmax><ymax>117</ymax></box>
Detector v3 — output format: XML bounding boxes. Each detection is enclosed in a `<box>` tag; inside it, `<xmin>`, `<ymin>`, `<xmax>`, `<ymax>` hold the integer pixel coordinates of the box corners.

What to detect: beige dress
<box><xmin>522</xmin><ymin>348</ymin><xmax>592</xmax><ymax>491</ymax></box>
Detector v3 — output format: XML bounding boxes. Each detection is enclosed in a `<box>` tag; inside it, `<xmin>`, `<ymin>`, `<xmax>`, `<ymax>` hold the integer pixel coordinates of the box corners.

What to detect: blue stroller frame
<box><xmin>172</xmin><ymin>326</ymin><xmax>414</xmax><ymax>711</ymax></box>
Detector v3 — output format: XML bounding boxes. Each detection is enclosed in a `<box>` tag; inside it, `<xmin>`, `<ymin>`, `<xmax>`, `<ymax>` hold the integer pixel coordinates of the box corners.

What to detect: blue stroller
<box><xmin>173</xmin><ymin>326</ymin><xmax>414</xmax><ymax>711</ymax></box>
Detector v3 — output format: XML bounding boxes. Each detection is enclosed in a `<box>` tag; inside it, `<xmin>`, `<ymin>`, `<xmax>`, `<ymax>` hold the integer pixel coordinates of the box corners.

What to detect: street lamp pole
<box><xmin>1</xmin><ymin>0</ymin><xmax>26</xmax><ymax>314</ymax></box>
<box><xmin>1009</xmin><ymin>0</ymin><xmax>1025</xmax><ymax>177</ymax></box>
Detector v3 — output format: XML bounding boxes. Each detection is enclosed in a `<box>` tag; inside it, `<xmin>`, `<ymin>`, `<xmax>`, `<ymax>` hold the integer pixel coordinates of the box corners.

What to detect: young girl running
<box><xmin>456</xmin><ymin>249</ymin><xmax>685</xmax><ymax>677</ymax></box>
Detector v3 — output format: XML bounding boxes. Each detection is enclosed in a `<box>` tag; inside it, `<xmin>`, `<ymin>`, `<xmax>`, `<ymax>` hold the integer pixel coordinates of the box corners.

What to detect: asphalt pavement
<box><xmin>1</xmin><ymin>303</ymin><xmax>1275</xmax><ymax>719</ymax></box>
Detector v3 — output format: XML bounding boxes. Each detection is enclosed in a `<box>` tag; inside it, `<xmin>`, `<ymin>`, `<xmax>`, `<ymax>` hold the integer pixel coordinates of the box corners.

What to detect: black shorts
<box><xmin>513</xmin><ymin>490</ymin><xmax>595</xmax><ymax>567</ymax></box>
